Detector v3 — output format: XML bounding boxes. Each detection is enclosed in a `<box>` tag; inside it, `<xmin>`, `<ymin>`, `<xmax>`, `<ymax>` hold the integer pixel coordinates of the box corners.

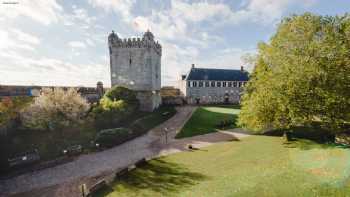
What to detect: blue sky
<box><xmin>0</xmin><ymin>0</ymin><xmax>349</xmax><ymax>87</ymax></box>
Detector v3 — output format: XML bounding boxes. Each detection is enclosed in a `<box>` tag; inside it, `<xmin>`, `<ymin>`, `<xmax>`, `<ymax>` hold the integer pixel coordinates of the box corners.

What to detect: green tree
<box><xmin>239</xmin><ymin>13</ymin><xmax>350</xmax><ymax>133</ymax></box>
<box><xmin>92</xmin><ymin>86</ymin><xmax>139</xmax><ymax>129</ymax></box>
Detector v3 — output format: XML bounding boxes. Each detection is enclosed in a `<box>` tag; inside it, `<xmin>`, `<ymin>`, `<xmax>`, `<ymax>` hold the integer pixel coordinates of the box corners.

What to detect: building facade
<box><xmin>108</xmin><ymin>30</ymin><xmax>162</xmax><ymax>111</ymax></box>
<box><xmin>179</xmin><ymin>65</ymin><xmax>249</xmax><ymax>104</ymax></box>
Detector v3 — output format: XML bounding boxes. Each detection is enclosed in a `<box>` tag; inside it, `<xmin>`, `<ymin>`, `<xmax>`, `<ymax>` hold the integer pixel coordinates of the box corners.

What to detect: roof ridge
<box><xmin>187</xmin><ymin>67</ymin><xmax>249</xmax><ymax>81</ymax></box>
<box><xmin>192</xmin><ymin>67</ymin><xmax>242</xmax><ymax>71</ymax></box>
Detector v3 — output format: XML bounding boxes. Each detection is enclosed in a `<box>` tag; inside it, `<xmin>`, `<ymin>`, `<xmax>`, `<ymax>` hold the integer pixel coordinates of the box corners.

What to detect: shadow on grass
<box><xmin>199</xmin><ymin>104</ymin><xmax>241</xmax><ymax>109</ymax></box>
<box><xmin>284</xmin><ymin>139</ymin><xmax>350</xmax><ymax>150</ymax></box>
<box><xmin>93</xmin><ymin>159</ymin><xmax>208</xmax><ymax>197</ymax></box>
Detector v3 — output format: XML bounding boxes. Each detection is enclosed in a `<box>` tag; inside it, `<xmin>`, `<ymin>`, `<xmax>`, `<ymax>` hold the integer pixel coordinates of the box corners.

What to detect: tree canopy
<box><xmin>239</xmin><ymin>13</ymin><xmax>350</xmax><ymax>133</ymax></box>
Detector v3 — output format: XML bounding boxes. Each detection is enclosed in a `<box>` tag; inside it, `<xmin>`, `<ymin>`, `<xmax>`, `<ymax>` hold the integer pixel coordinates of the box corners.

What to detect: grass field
<box><xmin>95</xmin><ymin>136</ymin><xmax>350</xmax><ymax>197</ymax></box>
<box><xmin>175</xmin><ymin>105</ymin><xmax>240</xmax><ymax>139</ymax></box>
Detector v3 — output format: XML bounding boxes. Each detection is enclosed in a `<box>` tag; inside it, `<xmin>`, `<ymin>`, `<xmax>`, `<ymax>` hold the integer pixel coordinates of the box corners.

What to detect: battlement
<box><xmin>108</xmin><ymin>30</ymin><xmax>162</xmax><ymax>55</ymax></box>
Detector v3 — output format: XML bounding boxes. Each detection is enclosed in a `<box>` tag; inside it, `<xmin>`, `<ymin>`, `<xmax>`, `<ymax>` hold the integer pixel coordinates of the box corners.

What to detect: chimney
<box><xmin>192</xmin><ymin>64</ymin><xmax>195</xmax><ymax>69</ymax></box>
<box><xmin>241</xmin><ymin>66</ymin><xmax>244</xmax><ymax>72</ymax></box>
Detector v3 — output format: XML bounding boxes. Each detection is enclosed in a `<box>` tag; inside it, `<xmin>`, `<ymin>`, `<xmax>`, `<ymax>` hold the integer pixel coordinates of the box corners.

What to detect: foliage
<box><xmin>95</xmin><ymin>106</ymin><xmax>176</xmax><ymax>148</ymax></box>
<box><xmin>21</xmin><ymin>88</ymin><xmax>90</xmax><ymax>131</ymax></box>
<box><xmin>96</xmin><ymin>136</ymin><xmax>350</xmax><ymax>197</ymax></box>
<box><xmin>0</xmin><ymin>96</ymin><xmax>33</xmax><ymax>127</ymax></box>
<box><xmin>104</xmin><ymin>86</ymin><xmax>139</xmax><ymax>104</ymax></box>
<box><xmin>130</xmin><ymin>106</ymin><xmax>176</xmax><ymax>134</ymax></box>
<box><xmin>241</xmin><ymin>53</ymin><xmax>258</xmax><ymax>71</ymax></box>
<box><xmin>94</xmin><ymin>128</ymin><xmax>132</xmax><ymax>148</ymax></box>
<box><xmin>176</xmin><ymin>106</ymin><xmax>240</xmax><ymax>139</ymax></box>
<box><xmin>92</xmin><ymin>86</ymin><xmax>139</xmax><ymax>129</ymax></box>
<box><xmin>0</xmin><ymin>124</ymin><xmax>97</xmax><ymax>174</ymax></box>
<box><xmin>239</xmin><ymin>13</ymin><xmax>350</xmax><ymax>133</ymax></box>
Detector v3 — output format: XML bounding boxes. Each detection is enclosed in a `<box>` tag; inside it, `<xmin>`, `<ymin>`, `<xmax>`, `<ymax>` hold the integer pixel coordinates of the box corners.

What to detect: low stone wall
<box><xmin>162</xmin><ymin>96</ymin><xmax>184</xmax><ymax>105</ymax></box>
<box><xmin>82</xmin><ymin>157</ymin><xmax>151</xmax><ymax>197</ymax></box>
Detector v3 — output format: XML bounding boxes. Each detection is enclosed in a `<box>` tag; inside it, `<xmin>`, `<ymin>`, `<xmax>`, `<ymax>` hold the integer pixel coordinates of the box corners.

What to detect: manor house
<box><xmin>108</xmin><ymin>30</ymin><xmax>162</xmax><ymax>111</ymax></box>
<box><xmin>179</xmin><ymin>64</ymin><xmax>249</xmax><ymax>104</ymax></box>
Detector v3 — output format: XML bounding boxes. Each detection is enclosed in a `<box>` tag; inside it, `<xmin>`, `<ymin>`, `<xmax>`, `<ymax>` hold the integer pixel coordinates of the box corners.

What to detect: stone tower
<box><xmin>108</xmin><ymin>30</ymin><xmax>162</xmax><ymax>111</ymax></box>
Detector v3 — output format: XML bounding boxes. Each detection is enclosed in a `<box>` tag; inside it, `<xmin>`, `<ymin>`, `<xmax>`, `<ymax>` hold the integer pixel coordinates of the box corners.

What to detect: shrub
<box><xmin>92</xmin><ymin>86</ymin><xmax>139</xmax><ymax>129</ymax></box>
<box><xmin>21</xmin><ymin>88</ymin><xmax>90</xmax><ymax>131</ymax></box>
<box><xmin>104</xmin><ymin>86</ymin><xmax>138</xmax><ymax>104</ymax></box>
<box><xmin>0</xmin><ymin>96</ymin><xmax>33</xmax><ymax>130</ymax></box>
<box><xmin>130</xmin><ymin>118</ymin><xmax>148</xmax><ymax>135</ymax></box>
<box><xmin>94</xmin><ymin>128</ymin><xmax>133</xmax><ymax>148</ymax></box>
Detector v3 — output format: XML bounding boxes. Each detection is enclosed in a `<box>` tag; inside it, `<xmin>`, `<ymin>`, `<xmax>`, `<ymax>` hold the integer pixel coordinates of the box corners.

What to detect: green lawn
<box><xmin>95</xmin><ymin>136</ymin><xmax>350</xmax><ymax>197</ymax></box>
<box><xmin>133</xmin><ymin>106</ymin><xmax>177</xmax><ymax>132</ymax></box>
<box><xmin>176</xmin><ymin>105</ymin><xmax>240</xmax><ymax>139</ymax></box>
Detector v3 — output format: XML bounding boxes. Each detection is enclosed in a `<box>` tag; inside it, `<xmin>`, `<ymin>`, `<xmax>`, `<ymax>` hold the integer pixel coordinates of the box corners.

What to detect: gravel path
<box><xmin>0</xmin><ymin>106</ymin><xmax>196</xmax><ymax>197</ymax></box>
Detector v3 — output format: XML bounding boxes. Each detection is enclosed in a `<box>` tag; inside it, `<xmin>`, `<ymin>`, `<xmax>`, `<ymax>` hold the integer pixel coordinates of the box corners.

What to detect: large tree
<box><xmin>239</xmin><ymin>13</ymin><xmax>350</xmax><ymax>133</ymax></box>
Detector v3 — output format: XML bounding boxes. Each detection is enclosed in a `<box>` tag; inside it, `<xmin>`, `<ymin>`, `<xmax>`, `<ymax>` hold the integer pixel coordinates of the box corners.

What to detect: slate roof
<box><xmin>186</xmin><ymin>68</ymin><xmax>249</xmax><ymax>81</ymax></box>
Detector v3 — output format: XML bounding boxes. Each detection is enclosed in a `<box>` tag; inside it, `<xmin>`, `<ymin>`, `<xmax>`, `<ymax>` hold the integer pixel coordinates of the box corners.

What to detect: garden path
<box><xmin>0</xmin><ymin>106</ymin><xmax>196</xmax><ymax>196</ymax></box>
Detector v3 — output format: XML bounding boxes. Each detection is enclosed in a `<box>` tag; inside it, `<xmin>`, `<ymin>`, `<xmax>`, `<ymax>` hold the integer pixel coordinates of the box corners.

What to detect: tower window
<box><xmin>205</xmin><ymin>81</ymin><xmax>210</xmax><ymax>87</ymax></box>
<box><xmin>211</xmin><ymin>81</ymin><xmax>215</xmax><ymax>87</ymax></box>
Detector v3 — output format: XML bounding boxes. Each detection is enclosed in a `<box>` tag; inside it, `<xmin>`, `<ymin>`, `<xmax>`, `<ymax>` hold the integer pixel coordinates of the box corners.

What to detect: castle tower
<box><xmin>108</xmin><ymin>30</ymin><xmax>162</xmax><ymax>111</ymax></box>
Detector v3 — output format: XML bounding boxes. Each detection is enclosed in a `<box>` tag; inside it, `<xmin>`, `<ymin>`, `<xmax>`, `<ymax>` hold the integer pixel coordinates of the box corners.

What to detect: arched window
<box><xmin>211</xmin><ymin>81</ymin><xmax>215</xmax><ymax>87</ymax></box>
<box><xmin>205</xmin><ymin>81</ymin><xmax>210</xmax><ymax>87</ymax></box>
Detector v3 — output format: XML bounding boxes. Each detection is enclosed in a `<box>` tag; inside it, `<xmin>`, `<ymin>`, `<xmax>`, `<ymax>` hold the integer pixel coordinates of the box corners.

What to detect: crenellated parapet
<box><xmin>108</xmin><ymin>30</ymin><xmax>162</xmax><ymax>55</ymax></box>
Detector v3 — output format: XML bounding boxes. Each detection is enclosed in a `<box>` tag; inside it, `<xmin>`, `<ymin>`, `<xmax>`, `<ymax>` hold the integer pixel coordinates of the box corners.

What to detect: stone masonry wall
<box><xmin>108</xmin><ymin>31</ymin><xmax>162</xmax><ymax>111</ymax></box>
<box><xmin>186</xmin><ymin>85</ymin><xmax>243</xmax><ymax>104</ymax></box>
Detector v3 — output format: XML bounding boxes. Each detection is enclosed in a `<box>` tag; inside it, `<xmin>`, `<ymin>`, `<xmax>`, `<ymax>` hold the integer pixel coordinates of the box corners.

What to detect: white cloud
<box><xmin>0</xmin><ymin>29</ymin><xmax>40</xmax><ymax>51</ymax></box>
<box><xmin>86</xmin><ymin>38</ymin><xmax>95</xmax><ymax>46</ymax></box>
<box><xmin>11</xmin><ymin>29</ymin><xmax>40</xmax><ymax>45</ymax></box>
<box><xmin>88</xmin><ymin>0</ymin><xmax>135</xmax><ymax>22</ymax></box>
<box><xmin>171</xmin><ymin>1</ymin><xmax>233</xmax><ymax>22</ymax></box>
<box><xmin>0</xmin><ymin>0</ymin><xmax>63</xmax><ymax>25</ymax></box>
<box><xmin>68</xmin><ymin>41</ymin><xmax>87</xmax><ymax>48</ymax></box>
<box><xmin>0</xmin><ymin>50</ymin><xmax>109</xmax><ymax>87</ymax></box>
